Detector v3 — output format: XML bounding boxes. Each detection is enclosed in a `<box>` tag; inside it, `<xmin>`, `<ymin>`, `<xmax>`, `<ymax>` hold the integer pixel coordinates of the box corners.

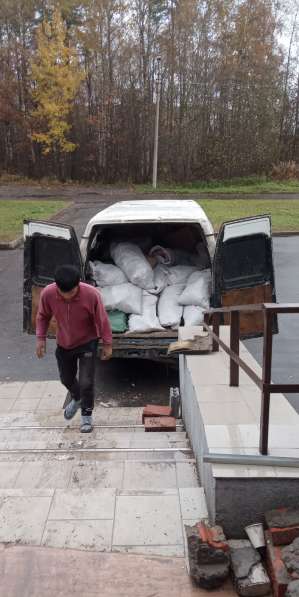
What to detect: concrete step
<box><xmin>0</xmin><ymin>410</ymin><xmax>184</xmax><ymax>430</ymax></box>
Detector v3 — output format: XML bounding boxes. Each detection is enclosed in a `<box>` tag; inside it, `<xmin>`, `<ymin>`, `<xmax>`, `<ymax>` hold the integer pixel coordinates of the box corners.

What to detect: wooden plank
<box><xmin>222</xmin><ymin>284</ymin><xmax>273</xmax><ymax>336</ymax></box>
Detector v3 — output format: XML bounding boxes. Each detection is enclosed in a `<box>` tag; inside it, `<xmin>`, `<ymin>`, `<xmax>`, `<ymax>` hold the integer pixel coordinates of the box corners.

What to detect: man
<box><xmin>36</xmin><ymin>264</ymin><xmax>112</xmax><ymax>433</ymax></box>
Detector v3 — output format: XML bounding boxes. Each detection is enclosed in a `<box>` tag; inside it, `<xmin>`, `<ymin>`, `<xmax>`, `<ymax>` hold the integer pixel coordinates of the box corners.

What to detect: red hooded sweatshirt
<box><xmin>36</xmin><ymin>282</ymin><xmax>112</xmax><ymax>349</ymax></box>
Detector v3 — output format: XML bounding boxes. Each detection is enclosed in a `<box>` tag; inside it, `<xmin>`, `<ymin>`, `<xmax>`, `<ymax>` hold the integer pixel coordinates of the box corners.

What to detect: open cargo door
<box><xmin>23</xmin><ymin>221</ymin><xmax>83</xmax><ymax>335</ymax></box>
<box><xmin>211</xmin><ymin>215</ymin><xmax>277</xmax><ymax>338</ymax></box>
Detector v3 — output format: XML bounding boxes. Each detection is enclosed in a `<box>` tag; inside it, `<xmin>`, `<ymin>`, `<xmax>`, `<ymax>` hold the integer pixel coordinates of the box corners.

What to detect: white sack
<box><xmin>158</xmin><ymin>284</ymin><xmax>185</xmax><ymax>329</ymax></box>
<box><xmin>183</xmin><ymin>305</ymin><xmax>205</xmax><ymax>326</ymax></box>
<box><xmin>111</xmin><ymin>242</ymin><xmax>154</xmax><ymax>290</ymax></box>
<box><xmin>90</xmin><ymin>260</ymin><xmax>127</xmax><ymax>287</ymax></box>
<box><xmin>179</xmin><ymin>269</ymin><xmax>211</xmax><ymax>308</ymax></box>
<box><xmin>97</xmin><ymin>284</ymin><xmax>142</xmax><ymax>315</ymax></box>
<box><xmin>148</xmin><ymin>264</ymin><xmax>169</xmax><ymax>295</ymax></box>
<box><xmin>167</xmin><ymin>265</ymin><xmax>198</xmax><ymax>286</ymax></box>
<box><xmin>149</xmin><ymin>245</ymin><xmax>175</xmax><ymax>266</ymax></box>
<box><xmin>128</xmin><ymin>292</ymin><xmax>163</xmax><ymax>333</ymax></box>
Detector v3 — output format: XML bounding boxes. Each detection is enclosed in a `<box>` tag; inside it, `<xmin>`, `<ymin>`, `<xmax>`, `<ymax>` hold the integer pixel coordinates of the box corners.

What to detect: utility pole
<box><xmin>152</xmin><ymin>56</ymin><xmax>161</xmax><ymax>190</ymax></box>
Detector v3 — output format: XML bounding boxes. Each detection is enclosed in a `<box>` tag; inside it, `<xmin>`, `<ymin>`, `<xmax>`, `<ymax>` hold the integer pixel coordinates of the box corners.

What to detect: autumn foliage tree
<box><xmin>30</xmin><ymin>8</ymin><xmax>82</xmax><ymax>178</ymax></box>
<box><xmin>0</xmin><ymin>0</ymin><xmax>298</xmax><ymax>182</ymax></box>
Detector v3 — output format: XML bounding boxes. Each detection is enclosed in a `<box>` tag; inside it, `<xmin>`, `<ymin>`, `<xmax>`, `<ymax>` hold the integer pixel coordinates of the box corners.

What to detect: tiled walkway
<box><xmin>0</xmin><ymin>380</ymin><xmax>208</xmax><ymax>557</ymax></box>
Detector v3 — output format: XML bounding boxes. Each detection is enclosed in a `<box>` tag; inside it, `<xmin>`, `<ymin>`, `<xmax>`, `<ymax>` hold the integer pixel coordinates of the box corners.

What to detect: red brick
<box><xmin>142</xmin><ymin>405</ymin><xmax>172</xmax><ymax>424</ymax></box>
<box><xmin>266</xmin><ymin>508</ymin><xmax>299</xmax><ymax>546</ymax></box>
<box><xmin>144</xmin><ymin>416</ymin><xmax>176</xmax><ymax>432</ymax></box>
<box><xmin>266</xmin><ymin>530</ymin><xmax>291</xmax><ymax>597</ymax></box>
<box><xmin>197</xmin><ymin>522</ymin><xmax>230</xmax><ymax>553</ymax></box>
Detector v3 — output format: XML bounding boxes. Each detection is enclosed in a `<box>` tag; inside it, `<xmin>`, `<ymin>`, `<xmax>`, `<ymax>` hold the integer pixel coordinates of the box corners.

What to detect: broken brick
<box><xmin>265</xmin><ymin>508</ymin><xmax>299</xmax><ymax>546</ymax></box>
<box><xmin>144</xmin><ymin>416</ymin><xmax>176</xmax><ymax>432</ymax></box>
<box><xmin>282</xmin><ymin>538</ymin><xmax>299</xmax><ymax>578</ymax></box>
<box><xmin>142</xmin><ymin>405</ymin><xmax>172</xmax><ymax>424</ymax></box>
<box><xmin>185</xmin><ymin>522</ymin><xmax>230</xmax><ymax>590</ymax></box>
<box><xmin>266</xmin><ymin>530</ymin><xmax>291</xmax><ymax>597</ymax></box>
<box><xmin>229</xmin><ymin>539</ymin><xmax>271</xmax><ymax>597</ymax></box>
<box><xmin>197</xmin><ymin>521</ymin><xmax>230</xmax><ymax>553</ymax></box>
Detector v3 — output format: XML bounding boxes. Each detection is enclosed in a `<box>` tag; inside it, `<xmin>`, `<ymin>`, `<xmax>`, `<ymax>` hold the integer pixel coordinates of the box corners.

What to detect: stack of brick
<box><xmin>142</xmin><ymin>405</ymin><xmax>176</xmax><ymax>432</ymax></box>
<box><xmin>265</xmin><ymin>508</ymin><xmax>299</xmax><ymax>597</ymax></box>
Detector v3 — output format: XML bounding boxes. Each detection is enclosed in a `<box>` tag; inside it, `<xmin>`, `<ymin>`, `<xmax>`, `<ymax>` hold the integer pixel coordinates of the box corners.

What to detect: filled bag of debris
<box><xmin>148</xmin><ymin>264</ymin><xmax>169</xmax><ymax>295</ymax></box>
<box><xmin>111</xmin><ymin>242</ymin><xmax>154</xmax><ymax>290</ymax></box>
<box><xmin>108</xmin><ymin>310</ymin><xmax>128</xmax><ymax>333</ymax></box>
<box><xmin>158</xmin><ymin>284</ymin><xmax>185</xmax><ymax>329</ymax></box>
<box><xmin>97</xmin><ymin>283</ymin><xmax>142</xmax><ymax>315</ymax></box>
<box><xmin>167</xmin><ymin>265</ymin><xmax>198</xmax><ymax>286</ymax></box>
<box><xmin>148</xmin><ymin>245</ymin><xmax>175</xmax><ymax>266</ymax></box>
<box><xmin>179</xmin><ymin>269</ymin><xmax>211</xmax><ymax>308</ymax></box>
<box><xmin>183</xmin><ymin>305</ymin><xmax>205</xmax><ymax>326</ymax></box>
<box><xmin>90</xmin><ymin>260</ymin><xmax>127</xmax><ymax>287</ymax></box>
<box><xmin>128</xmin><ymin>292</ymin><xmax>163</xmax><ymax>333</ymax></box>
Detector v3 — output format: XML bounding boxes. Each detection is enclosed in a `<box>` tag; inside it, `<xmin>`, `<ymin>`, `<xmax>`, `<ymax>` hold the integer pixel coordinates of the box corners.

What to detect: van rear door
<box><xmin>23</xmin><ymin>221</ymin><xmax>83</xmax><ymax>335</ymax></box>
<box><xmin>211</xmin><ymin>215</ymin><xmax>277</xmax><ymax>338</ymax></box>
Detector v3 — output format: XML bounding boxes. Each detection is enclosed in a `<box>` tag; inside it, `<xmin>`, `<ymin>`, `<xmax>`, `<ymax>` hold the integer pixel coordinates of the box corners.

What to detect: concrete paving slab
<box><xmin>199</xmin><ymin>401</ymin><xmax>256</xmax><ymax>425</ymax></box>
<box><xmin>196</xmin><ymin>386</ymin><xmax>245</xmax><ymax>404</ymax></box>
<box><xmin>0</xmin><ymin>463</ymin><xmax>22</xmax><ymax>487</ymax></box>
<box><xmin>48</xmin><ymin>488</ymin><xmax>116</xmax><ymax>520</ymax></box>
<box><xmin>14</xmin><ymin>461</ymin><xmax>73</xmax><ymax>489</ymax></box>
<box><xmin>0</xmin><ymin>398</ymin><xmax>16</xmax><ymax>412</ymax></box>
<box><xmin>179</xmin><ymin>487</ymin><xmax>209</xmax><ymax>519</ymax></box>
<box><xmin>0</xmin><ymin>382</ymin><xmax>24</xmax><ymax>399</ymax></box>
<box><xmin>42</xmin><ymin>519</ymin><xmax>113</xmax><ymax>551</ymax></box>
<box><xmin>0</xmin><ymin>543</ymin><xmax>237</xmax><ymax>597</ymax></box>
<box><xmin>0</xmin><ymin>495</ymin><xmax>53</xmax><ymax>544</ymax></box>
<box><xmin>112</xmin><ymin>544</ymin><xmax>185</xmax><ymax>557</ymax></box>
<box><xmin>113</xmin><ymin>493</ymin><xmax>183</xmax><ymax>546</ymax></box>
<box><xmin>176</xmin><ymin>462</ymin><xmax>199</xmax><ymax>488</ymax></box>
<box><xmin>10</xmin><ymin>398</ymin><xmax>41</xmax><ymax>412</ymax></box>
<box><xmin>18</xmin><ymin>381</ymin><xmax>49</xmax><ymax>399</ymax></box>
<box><xmin>43</xmin><ymin>380</ymin><xmax>67</xmax><ymax>397</ymax></box>
<box><xmin>123</xmin><ymin>461</ymin><xmax>177</xmax><ymax>490</ymax></box>
<box><xmin>36</xmin><ymin>395</ymin><xmax>65</xmax><ymax>410</ymax></box>
<box><xmin>69</xmin><ymin>461</ymin><xmax>124</xmax><ymax>489</ymax></box>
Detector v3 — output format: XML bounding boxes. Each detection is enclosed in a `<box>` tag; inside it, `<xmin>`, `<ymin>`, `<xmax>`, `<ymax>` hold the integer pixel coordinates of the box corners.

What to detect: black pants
<box><xmin>55</xmin><ymin>339</ymin><xmax>98</xmax><ymax>415</ymax></box>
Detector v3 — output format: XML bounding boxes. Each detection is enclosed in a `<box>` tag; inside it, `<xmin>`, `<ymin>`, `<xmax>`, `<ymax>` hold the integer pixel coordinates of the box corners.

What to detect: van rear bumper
<box><xmin>99</xmin><ymin>333</ymin><xmax>178</xmax><ymax>363</ymax></box>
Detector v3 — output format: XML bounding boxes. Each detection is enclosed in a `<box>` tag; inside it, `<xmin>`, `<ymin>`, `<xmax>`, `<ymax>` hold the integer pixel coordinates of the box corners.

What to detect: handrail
<box><xmin>202</xmin><ymin>303</ymin><xmax>299</xmax><ymax>455</ymax></box>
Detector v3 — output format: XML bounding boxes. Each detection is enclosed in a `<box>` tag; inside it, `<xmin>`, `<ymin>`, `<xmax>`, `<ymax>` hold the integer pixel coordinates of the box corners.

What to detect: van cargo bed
<box><xmin>99</xmin><ymin>330</ymin><xmax>178</xmax><ymax>362</ymax></box>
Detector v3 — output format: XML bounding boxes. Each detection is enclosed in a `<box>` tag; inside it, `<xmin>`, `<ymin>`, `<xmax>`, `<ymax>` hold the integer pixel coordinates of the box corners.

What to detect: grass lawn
<box><xmin>0</xmin><ymin>200</ymin><xmax>70</xmax><ymax>242</ymax></box>
<box><xmin>136</xmin><ymin>177</ymin><xmax>299</xmax><ymax>194</ymax></box>
<box><xmin>198</xmin><ymin>199</ymin><xmax>299</xmax><ymax>232</ymax></box>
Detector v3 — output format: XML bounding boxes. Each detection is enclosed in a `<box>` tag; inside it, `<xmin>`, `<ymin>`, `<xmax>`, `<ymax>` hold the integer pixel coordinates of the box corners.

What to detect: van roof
<box><xmin>83</xmin><ymin>199</ymin><xmax>214</xmax><ymax>237</ymax></box>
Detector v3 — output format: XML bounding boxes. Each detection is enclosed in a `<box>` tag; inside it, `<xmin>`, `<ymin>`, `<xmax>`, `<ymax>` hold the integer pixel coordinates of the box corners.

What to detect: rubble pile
<box><xmin>185</xmin><ymin>508</ymin><xmax>299</xmax><ymax>597</ymax></box>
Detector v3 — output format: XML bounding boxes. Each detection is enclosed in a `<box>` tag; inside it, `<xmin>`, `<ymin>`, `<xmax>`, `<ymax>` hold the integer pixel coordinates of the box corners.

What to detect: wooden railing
<box><xmin>203</xmin><ymin>303</ymin><xmax>299</xmax><ymax>455</ymax></box>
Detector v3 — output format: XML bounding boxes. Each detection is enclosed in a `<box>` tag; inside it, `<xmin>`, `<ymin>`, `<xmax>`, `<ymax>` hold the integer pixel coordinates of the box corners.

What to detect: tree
<box><xmin>30</xmin><ymin>8</ymin><xmax>82</xmax><ymax>177</ymax></box>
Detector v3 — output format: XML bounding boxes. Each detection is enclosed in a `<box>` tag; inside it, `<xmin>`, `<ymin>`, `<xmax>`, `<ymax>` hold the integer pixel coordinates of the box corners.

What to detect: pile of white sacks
<box><xmin>90</xmin><ymin>241</ymin><xmax>211</xmax><ymax>333</ymax></box>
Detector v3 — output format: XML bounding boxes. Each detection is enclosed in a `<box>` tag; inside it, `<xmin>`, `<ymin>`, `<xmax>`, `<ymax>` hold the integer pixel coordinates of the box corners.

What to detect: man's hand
<box><xmin>101</xmin><ymin>344</ymin><xmax>113</xmax><ymax>361</ymax></box>
<box><xmin>36</xmin><ymin>339</ymin><xmax>46</xmax><ymax>359</ymax></box>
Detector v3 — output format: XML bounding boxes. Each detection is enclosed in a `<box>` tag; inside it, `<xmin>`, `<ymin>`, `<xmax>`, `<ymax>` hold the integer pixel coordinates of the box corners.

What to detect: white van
<box><xmin>23</xmin><ymin>199</ymin><xmax>276</xmax><ymax>361</ymax></box>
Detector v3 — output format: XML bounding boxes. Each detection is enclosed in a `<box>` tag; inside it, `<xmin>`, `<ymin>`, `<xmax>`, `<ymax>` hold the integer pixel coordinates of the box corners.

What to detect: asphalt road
<box><xmin>0</xmin><ymin>194</ymin><xmax>299</xmax><ymax>411</ymax></box>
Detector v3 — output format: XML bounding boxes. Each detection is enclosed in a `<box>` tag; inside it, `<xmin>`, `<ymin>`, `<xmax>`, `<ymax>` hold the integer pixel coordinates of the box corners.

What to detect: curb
<box><xmin>0</xmin><ymin>237</ymin><xmax>23</xmax><ymax>250</ymax></box>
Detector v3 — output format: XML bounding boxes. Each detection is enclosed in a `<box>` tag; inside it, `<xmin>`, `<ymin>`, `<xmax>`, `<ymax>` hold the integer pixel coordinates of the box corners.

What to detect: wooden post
<box><xmin>259</xmin><ymin>310</ymin><xmax>273</xmax><ymax>455</ymax></box>
<box><xmin>230</xmin><ymin>311</ymin><xmax>240</xmax><ymax>387</ymax></box>
<box><xmin>212</xmin><ymin>313</ymin><xmax>220</xmax><ymax>353</ymax></box>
